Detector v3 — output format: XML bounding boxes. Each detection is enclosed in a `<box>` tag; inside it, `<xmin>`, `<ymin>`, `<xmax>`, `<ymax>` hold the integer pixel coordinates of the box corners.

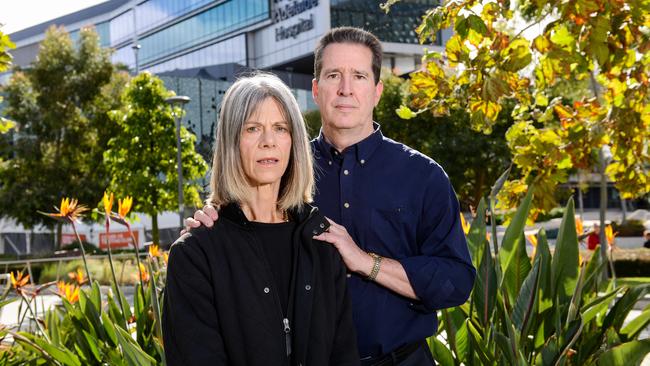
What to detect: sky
<box><xmin>1</xmin><ymin>0</ymin><xmax>106</xmax><ymax>34</ymax></box>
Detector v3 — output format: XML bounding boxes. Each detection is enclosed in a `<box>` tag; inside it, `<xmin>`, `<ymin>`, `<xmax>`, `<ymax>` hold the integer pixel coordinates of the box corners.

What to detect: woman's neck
<box><xmin>241</xmin><ymin>184</ymin><xmax>285</xmax><ymax>223</ymax></box>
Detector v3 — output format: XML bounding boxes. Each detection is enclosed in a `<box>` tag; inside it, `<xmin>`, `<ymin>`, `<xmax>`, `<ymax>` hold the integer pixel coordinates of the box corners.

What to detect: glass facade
<box><xmin>331</xmin><ymin>0</ymin><xmax>441</xmax><ymax>45</ymax></box>
<box><xmin>147</xmin><ymin>35</ymin><xmax>246</xmax><ymax>73</ymax></box>
<box><xmin>110</xmin><ymin>10</ymin><xmax>135</xmax><ymax>45</ymax></box>
<box><xmin>138</xmin><ymin>0</ymin><xmax>269</xmax><ymax>66</ymax></box>
<box><xmin>136</xmin><ymin>0</ymin><xmax>222</xmax><ymax>33</ymax></box>
<box><xmin>95</xmin><ymin>22</ymin><xmax>111</xmax><ymax>47</ymax></box>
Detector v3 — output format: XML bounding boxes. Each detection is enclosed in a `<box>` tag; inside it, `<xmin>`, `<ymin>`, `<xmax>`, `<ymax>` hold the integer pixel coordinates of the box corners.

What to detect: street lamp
<box><xmin>132</xmin><ymin>43</ymin><xmax>141</xmax><ymax>75</ymax></box>
<box><xmin>165</xmin><ymin>95</ymin><xmax>191</xmax><ymax>229</ymax></box>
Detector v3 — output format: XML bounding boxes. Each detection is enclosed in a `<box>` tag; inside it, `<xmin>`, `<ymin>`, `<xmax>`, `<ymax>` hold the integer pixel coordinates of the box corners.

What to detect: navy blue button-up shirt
<box><xmin>312</xmin><ymin>123</ymin><xmax>476</xmax><ymax>358</ymax></box>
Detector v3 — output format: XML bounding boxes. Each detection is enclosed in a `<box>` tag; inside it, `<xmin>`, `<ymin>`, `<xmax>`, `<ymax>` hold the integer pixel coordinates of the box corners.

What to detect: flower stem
<box><xmin>126</xmin><ymin>222</ymin><xmax>145</xmax><ymax>299</ymax></box>
<box><xmin>19</xmin><ymin>292</ymin><xmax>50</xmax><ymax>343</ymax></box>
<box><xmin>70</xmin><ymin>220</ymin><xmax>93</xmax><ymax>283</ymax></box>
<box><xmin>105</xmin><ymin>219</ymin><xmax>128</xmax><ymax>329</ymax></box>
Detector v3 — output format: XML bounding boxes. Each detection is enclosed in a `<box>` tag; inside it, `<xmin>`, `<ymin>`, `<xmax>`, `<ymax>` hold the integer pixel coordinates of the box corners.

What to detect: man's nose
<box><xmin>337</xmin><ymin>74</ymin><xmax>352</xmax><ymax>96</ymax></box>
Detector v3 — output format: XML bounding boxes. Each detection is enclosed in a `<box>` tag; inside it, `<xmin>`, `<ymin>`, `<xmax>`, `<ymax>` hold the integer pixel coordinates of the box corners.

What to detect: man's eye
<box><xmin>354</xmin><ymin>74</ymin><xmax>366</xmax><ymax>80</ymax></box>
<box><xmin>327</xmin><ymin>74</ymin><xmax>339</xmax><ymax>79</ymax></box>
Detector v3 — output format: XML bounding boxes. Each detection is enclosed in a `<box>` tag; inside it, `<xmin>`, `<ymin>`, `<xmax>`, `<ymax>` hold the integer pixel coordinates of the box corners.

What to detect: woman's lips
<box><xmin>256</xmin><ymin>158</ymin><xmax>279</xmax><ymax>166</ymax></box>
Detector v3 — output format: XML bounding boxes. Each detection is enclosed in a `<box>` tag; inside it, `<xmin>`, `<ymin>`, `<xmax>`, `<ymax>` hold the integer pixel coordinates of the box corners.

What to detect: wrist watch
<box><xmin>367</xmin><ymin>252</ymin><xmax>383</xmax><ymax>281</ymax></box>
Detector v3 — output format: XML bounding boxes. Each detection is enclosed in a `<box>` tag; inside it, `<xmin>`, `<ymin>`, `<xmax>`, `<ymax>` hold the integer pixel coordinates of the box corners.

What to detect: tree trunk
<box><xmin>151</xmin><ymin>212</ymin><xmax>159</xmax><ymax>245</ymax></box>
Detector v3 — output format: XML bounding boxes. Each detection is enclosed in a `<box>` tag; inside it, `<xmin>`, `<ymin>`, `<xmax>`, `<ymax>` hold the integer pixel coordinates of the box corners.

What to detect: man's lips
<box><xmin>335</xmin><ymin>104</ymin><xmax>357</xmax><ymax>111</ymax></box>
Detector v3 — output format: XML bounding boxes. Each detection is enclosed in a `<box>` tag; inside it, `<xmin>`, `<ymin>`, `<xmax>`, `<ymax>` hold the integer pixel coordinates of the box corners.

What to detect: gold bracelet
<box><xmin>367</xmin><ymin>252</ymin><xmax>383</xmax><ymax>281</ymax></box>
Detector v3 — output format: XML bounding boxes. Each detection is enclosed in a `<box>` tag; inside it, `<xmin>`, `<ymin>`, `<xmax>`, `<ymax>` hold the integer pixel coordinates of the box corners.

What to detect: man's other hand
<box><xmin>181</xmin><ymin>205</ymin><xmax>219</xmax><ymax>235</ymax></box>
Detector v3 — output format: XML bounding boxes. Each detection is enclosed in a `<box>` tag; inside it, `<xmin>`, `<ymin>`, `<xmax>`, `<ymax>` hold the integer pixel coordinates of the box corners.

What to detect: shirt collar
<box><xmin>315</xmin><ymin>122</ymin><xmax>383</xmax><ymax>164</ymax></box>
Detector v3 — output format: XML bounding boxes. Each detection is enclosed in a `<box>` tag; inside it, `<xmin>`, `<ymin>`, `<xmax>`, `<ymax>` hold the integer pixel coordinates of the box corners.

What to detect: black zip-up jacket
<box><xmin>162</xmin><ymin>203</ymin><xmax>360</xmax><ymax>366</ymax></box>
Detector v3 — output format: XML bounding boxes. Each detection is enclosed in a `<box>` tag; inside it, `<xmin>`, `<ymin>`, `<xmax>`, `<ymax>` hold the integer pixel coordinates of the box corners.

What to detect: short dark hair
<box><xmin>314</xmin><ymin>27</ymin><xmax>382</xmax><ymax>84</ymax></box>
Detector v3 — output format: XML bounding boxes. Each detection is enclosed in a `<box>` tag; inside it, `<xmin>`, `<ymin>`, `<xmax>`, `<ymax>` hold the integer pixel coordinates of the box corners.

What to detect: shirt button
<box><xmin>328</xmin><ymin>161</ymin><xmax>332</xmax><ymax>165</ymax></box>
<box><xmin>344</xmin><ymin>202</ymin><xmax>350</xmax><ymax>208</ymax></box>
<box><xmin>346</xmin><ymin>273</ymin><xmax>352</xmax><ymax>278</ymax></box>
<box><xmin>360</xmin><ymin>159</ymin><xmax>365</xmax><ymax>165</ymax></box>
<box><xmin>263</xmin><ymin>287</ymin><xmax>270</xmax><ymax>294</ymax></box>
<box><xmin>305</xmin><ymin>285</ymin><xmax>311</xmax><ymax>291</ymax></box>
<box><xmin>343</xmin><ymin>169</ymin><xmax>349</xmax><ymax>175</ymax></box>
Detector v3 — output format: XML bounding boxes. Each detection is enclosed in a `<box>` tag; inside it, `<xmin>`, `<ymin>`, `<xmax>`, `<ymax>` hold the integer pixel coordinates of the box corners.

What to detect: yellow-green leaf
<box><xmin>396</xmin><ymin>105</ymin><xmax>416</xmax><ymax>120</ymax></box>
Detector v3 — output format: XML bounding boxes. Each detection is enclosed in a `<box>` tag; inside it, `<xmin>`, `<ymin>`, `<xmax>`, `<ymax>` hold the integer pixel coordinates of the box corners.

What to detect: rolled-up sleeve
<box><xmin>162</xmin><ymin>236</ymin><xmax>228</xmax><ymax>365</ymax></box>
<box><xmin>398</xmin><ymin>168</ymin><xmax>476</xmax><ymax>312</ymax></box>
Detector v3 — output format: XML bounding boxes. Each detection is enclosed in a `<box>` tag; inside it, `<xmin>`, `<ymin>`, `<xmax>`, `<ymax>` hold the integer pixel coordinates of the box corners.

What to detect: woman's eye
<box><xmin>246</xmin><ymin>126</ymin><xmax>258</xmax><ymax>133</ymax></box>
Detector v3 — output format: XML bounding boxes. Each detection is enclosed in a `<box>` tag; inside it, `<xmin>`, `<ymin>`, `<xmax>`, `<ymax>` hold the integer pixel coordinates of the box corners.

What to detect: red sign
<box><xmin>61</xmin><ymin>233</ymin><xmax>87</xmax><ymax>246</ymax></box>
<box><xmin>99</xmin><ymin>231</ymin><xmax>136</xmax><ymax>249</ymax></box>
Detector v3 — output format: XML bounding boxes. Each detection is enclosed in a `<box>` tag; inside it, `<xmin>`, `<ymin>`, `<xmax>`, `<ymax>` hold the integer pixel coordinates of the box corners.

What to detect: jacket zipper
<box><xmin>249</xmin><ymin>233</ymin><xmax>293</xmax><ymax>362</ymax></box>
<box><xmin>283</xmin><ymin>317</ymin><xmax>292</xmax><ymax>357</ymax></box>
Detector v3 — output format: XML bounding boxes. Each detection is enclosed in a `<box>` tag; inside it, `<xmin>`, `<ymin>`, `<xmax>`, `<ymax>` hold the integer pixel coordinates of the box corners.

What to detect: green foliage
<box><xmin>375</xmin><ymin>73</ymin><xmax>512</xmax><ymax>208</ymax></box>
<box><xmin>104</xmin><ymin>72</ymin><xmax>207</xmax><ymax>244</ymax></box>
<box><xmin>0</xmin><ymin>27</ymin><xmax>16</xmax><ymax>134</ymax></box>
<box><xmin>386</xmin><ymin>0</ymin><xmax>650</xmax><ymax>216</ymax></box>
<box><xmin>427</xmin><ymin>177</ymin><xmax>650</xmax><ymax>365</ymax></box>
<box><xmin>0</xmin><ymin>26</ymin><xmax>126</xmax><ymax>229</ymax></box>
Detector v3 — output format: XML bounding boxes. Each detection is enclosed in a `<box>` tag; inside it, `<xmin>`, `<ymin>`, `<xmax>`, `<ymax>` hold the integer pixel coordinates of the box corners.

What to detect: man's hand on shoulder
<box><xmin>313</xmin><ymin>218</ymin><xmax>373</xmax><ymax>276</ymax></box>
<box><xmin>181</xmin><ymin>205</ymin><xmax>219</xmax><ymax>235</ymax></box>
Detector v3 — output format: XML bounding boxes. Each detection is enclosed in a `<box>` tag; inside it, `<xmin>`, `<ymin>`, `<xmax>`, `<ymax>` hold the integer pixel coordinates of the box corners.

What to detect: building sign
<box><xmin>61</xmin><ymin>233</ymin><xmax>87</xmax><ymax>246</ymax></box>
<box><xmin>273</xmin><ymin>0</ymin><xmax>318</xmax><ymax>41</ymax></box>
<box><xmin>99</xmin><ymin>231</ymin><xmax>135</xmax><ymax>249</ymax></box>
<box><xmin>276</xmin><ymin>14</ymin><xmax>314</xmax><ymax>41</ymax></box>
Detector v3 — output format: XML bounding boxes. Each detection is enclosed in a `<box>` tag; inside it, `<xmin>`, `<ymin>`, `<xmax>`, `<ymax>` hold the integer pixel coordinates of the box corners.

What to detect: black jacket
<box><xmin>162</xmin><ymin>203</ymin><xmax>360</xmax><ymax>366</ymax></box>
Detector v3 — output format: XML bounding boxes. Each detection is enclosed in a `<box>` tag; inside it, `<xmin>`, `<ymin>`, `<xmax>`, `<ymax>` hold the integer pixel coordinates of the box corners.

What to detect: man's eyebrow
<box><xmin>321</xmin><ymin>67</ymin><xmax>342</xmax><ymax>75</ymax></box>
<box><xmin>321</xmin><ymin>68</ymin><xmax>370</xmax><ymax>76</ymax></box>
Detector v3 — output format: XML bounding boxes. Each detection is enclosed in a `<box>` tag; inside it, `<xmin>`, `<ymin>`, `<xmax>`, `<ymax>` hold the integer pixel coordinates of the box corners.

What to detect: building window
<box><xmin>330</xmin><ymin>0</ymin><xmax>441</xmax><ymax>45</ymax></box>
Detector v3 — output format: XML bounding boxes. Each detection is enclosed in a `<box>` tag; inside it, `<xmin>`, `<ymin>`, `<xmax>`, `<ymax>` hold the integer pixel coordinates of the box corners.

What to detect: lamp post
<box><xmin>599</xmin><ymin>145</ymin><xmax>613</xmax><ymax>272</ymax></box>
<box><xmin>165</xmin><ymin>95</ymin><xmax>191</xmax><ymax>229</ymax></box>
<box><xmin>132</xmin><ymin>43</ymin><xmax>141</xmax><ymax>75</ymax></box>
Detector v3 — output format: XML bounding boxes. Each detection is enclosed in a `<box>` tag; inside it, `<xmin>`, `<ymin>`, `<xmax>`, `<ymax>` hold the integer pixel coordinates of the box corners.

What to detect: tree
<box><xmin>104</xmin><ymin>72</ymin><xmax>207</xmax><ymax>245</ymax></box>
<box><xmin>0</xmin><ymin>25</ymin><xmax>15</xmax><ymax>134</ymax></box>
<box><xmin>385</xmin><ymin>0</ymin><xmax>650</xmax><ymax>218</ymax></box>
<box><xmin>375</xmin><ymin>73</ymin><xmax>512</xmax><ymax>209</ymax></box>
<box><xmin>0</xmin><ymin>27</ymin><xmax>126</xmax><ymax>240</ymax></box>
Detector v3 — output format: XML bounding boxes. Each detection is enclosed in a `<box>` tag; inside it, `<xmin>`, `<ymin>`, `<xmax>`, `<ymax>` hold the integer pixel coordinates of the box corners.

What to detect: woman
<box><xmin>162</xmin><ymin>73</ymin><xmax>359</xmax><ymax>366</ymax></box>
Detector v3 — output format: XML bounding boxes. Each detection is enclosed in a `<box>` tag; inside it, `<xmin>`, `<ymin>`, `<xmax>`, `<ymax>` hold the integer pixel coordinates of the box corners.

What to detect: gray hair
<box><xmin>208</xmin><ymin>72</ymin><xmax>314</xmax><ymax>210</ymax></box>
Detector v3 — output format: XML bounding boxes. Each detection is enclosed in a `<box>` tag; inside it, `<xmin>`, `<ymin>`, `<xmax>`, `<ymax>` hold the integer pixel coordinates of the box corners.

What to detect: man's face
<box><xmin>312</xmin><ymin>43</ymin><xmax>383</xmax><ymax>134</ymax></box>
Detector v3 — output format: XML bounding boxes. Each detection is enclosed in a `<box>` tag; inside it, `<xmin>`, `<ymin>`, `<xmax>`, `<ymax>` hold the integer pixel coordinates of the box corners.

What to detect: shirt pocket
<box><xmin>369</xmin><ymin>206</ymin><xmax>416</xmax><ymax>258</ymax></box>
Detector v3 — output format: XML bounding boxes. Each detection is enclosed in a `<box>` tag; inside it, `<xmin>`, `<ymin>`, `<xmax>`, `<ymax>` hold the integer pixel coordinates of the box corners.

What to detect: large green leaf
<box><xmin>466</xmin><ymin>319</ymin><xmax>495</xmax><ymax>365</ymax></box>
<box><xmin>473</xmin><ymin>237</ymin><xmax>497</xmax><ymax>327</ymax></box>
<box><xmin>535</xmin><ymin>229</ymin><xmax>553</xmax><ymax>314</ymax></box>
<box><xmin>502</xmin><ymin>232</ymin><xmax>532</xmax><ymax>305</ymax></box>
<box><xmin>620</xmin><ymin>307</ymin><xmax>650</xmax><ymax>340</ymax></box>
<box><xmin>597</xmin><ymin>339</ymin><xmax>650</xmax><ymax>366</ymax></box>
<box><xmin>551</xmin><ymin>198</ymin><xmax>579</xmax><ymax>304</ymax></box>
<box><xmin>581</xmin><ymin>288</ymin><xmax>624</xmax><ymax>325</ymax></box>
<box><xmin>467</xmin><ymin>198</ymin><xmax>487</xmax><ymax>266</ymax></box>
<box><xmin>114</xmin><ymin>326</ymin><xmax>156</xmax><ymax>366</ymax></box>
<box><xmin>498</xmin><ymin>187</ymin><xmax>533</xmax><ymax>278</ymax></box>
<box><xmin>428</xmin><ymin>337</ymin><xmax>455</xmax><ymax>366</ymax></box>
<box><xmin>603</xmin><ymin>285</ymin><xmax>650</xmax><ymax>333</ymax></box>
<box><xmin>512</xmin><ymin>254</ymin><xmax>541</xmax><ymax>339</ymax></box>
<box><xmin>32</xmin><ymin>336</ymin><xmax>82</xmax><ymax>366</ymax></box>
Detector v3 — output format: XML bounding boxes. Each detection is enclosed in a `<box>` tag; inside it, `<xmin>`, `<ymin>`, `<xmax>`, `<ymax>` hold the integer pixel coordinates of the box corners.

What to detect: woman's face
<box><xmin>239</xmin><ymin>97</ymin><xmax>292</xmax><ymax>188</ymax></box>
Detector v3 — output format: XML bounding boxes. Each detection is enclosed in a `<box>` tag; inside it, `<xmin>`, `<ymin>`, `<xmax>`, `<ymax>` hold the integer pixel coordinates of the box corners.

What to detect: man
<box><xmin>187</xmin><ymin>27</ymin><xmax>476</xmax><ymax>365</ymax></box>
